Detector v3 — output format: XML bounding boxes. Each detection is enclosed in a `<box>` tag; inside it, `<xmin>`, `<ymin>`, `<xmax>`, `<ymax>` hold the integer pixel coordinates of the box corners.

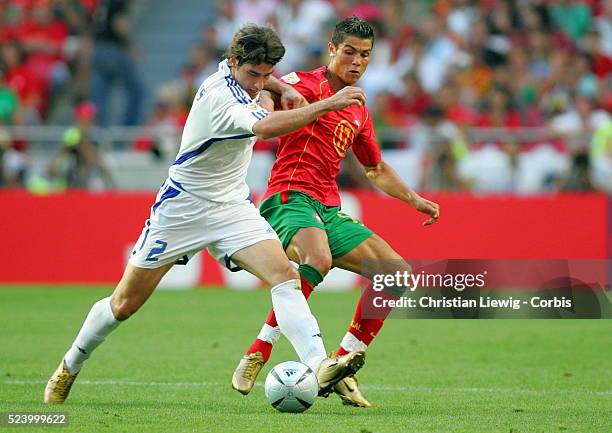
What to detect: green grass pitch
<box><xmin>0</xmin><ymin>287</ymin><xmax>611</xmax><ymax>433</ymax></box>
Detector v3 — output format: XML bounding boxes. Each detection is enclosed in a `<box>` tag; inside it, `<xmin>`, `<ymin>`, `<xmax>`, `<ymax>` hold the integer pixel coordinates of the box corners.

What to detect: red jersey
<box><xmin>264</xmin><ymin>66</ymin><xmax>381</xmax><ymax>207</ymax></box>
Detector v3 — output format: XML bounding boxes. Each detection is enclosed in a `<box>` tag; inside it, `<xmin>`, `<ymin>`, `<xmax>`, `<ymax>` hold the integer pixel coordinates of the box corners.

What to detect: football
<box><xmin>264</xmin><ymin>361</ymin><xmax>318</xmax><ymax>413</ymax></box>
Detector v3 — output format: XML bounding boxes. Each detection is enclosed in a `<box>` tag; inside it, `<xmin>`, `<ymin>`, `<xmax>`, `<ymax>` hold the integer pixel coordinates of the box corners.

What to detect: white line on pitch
<box><xmin>2</xmin><ymin>379</ymin><xmax>611</xmax><ymax>396</ymax></box>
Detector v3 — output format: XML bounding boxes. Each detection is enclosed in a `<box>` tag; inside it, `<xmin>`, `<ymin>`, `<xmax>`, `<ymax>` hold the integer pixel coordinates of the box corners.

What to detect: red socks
<box><xmin>336</xmin><ymin>283</ymin><xmax>394</xmax><ymax>356</ymax></box>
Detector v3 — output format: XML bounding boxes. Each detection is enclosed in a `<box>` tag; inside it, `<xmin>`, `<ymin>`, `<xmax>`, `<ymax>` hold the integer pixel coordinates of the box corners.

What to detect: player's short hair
<box><xmin>226</xmin><ymin>24</ymin><xmax>285</xmax><ymax>66</ymax></box>
<box><xmin>331</xmin><ymin>16</ymin><xmax>375</xmax><ymax>47</ymax></box>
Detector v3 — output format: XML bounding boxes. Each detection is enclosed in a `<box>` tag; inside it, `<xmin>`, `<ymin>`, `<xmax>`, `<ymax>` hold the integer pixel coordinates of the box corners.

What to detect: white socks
<box><xmin>270</xmin><ymin>279</ymin><xmax>327</xmax><ymax>371</ymax></box>
<box><xmin>339</xmin><ymin>331</ymin><xmax>368</xmax><ymax>353</ymax></box>
<box><xmin>62</xmin><ymin>283</ymin><xmax>327</xmax><ymax>375</ymax></box>
<box><xmin>63</xmin><ymin>297</ymin><xmax>120</xmax><ymax>374</ymax></box>
<box><xmin>256</xmin><ymin>323</ymin><xmax>281</xmax><ymax>345</ymax></box>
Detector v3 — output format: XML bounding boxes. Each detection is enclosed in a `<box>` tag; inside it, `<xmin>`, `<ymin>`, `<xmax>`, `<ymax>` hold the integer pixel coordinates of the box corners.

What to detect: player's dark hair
<box><xmin>226</xmin><ymin>24</ymin><xmax>285</xmax><ymax>66</ymax></box>
<box><xmin>331</xmin><ymin>16</ymin><xmax>375</xmax><ymax>47</ymax></box>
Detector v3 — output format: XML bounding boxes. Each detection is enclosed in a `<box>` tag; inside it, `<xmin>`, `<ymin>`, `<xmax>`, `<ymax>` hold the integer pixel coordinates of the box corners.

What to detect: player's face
<box><xmin>328</xmin><ymin>36</ymin><xmax>373</xmax><ymax>86</ymax></box>
<box><xmin>229</xmin><ymin>59</ymin><xmax>275</xmax><ymax>99</ymax></box>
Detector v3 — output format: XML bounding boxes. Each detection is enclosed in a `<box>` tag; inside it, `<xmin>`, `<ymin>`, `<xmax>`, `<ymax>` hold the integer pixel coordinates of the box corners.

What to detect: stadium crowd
<box><xmin>0</xmin><ymin>0</ymin><xmax>611</xmax><ymax>193</ymax></box>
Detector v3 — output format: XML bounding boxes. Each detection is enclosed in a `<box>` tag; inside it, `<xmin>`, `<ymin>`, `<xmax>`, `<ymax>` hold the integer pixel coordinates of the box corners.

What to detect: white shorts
<box><xmin>129</xmin><ymin>178</ymin><xmax>280</xmax><ymax>269</ymax></box>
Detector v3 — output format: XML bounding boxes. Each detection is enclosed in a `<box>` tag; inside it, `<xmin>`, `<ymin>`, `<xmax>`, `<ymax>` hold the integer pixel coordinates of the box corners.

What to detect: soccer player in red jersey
<box><xmin>232</xmin><ymin>17</ymin><xmax>440</xmax><ymax>407</ymax></box>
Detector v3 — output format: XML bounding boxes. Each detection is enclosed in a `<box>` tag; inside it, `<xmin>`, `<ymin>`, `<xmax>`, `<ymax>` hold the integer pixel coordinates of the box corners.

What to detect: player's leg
<box><xmin>44</xmin><ymin>262</ymin><xmax>173</xmax><ymax>404</ymax></box>
<box><xmin>246</xmin><ymin>227</ymin><xmax>330</xmax><ymax>361</ymax></box>
<box><xmin>241</xmin><ymin>193</ymin><xmax>331</xmax><ymax>364</ymax></box>
<box><xmin>229</xmin><ymin>238</ymin><xmax>365</xmax><ymax>396</ymax></box>
<box><xmin>333</xmin><ymin>233</ymin><xmax>409</xmax><ymax>355</ymax></box>
<box><xmin>329</xmin><ymin>233</ymin><xmax>409</xmax><ymax>407</ymax></box>
<box><xmin>315</xmin><ymin>208</ymin><xmax>407</xmax><ymax>407</ymax></box>
<box><xmin>45</xmin><ymin>182</ymin><xmax>201</xmax><ymax>404</ymax></box>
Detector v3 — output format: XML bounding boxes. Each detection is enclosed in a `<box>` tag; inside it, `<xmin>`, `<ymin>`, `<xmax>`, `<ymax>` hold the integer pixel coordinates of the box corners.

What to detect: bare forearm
<box><xmin>252</xmin><ymin>100</ymin><xmax>332</xmax><ymax>139</ymax></box>
<box><xmin>264</xmin><ymin>75</ymin><xmax>289</xmax><ymax>95</ymax></box>
<box><xmin>365</xmin><ymin>161</ymin><xmax>417</xmax><ymax>205</ymax></box>
<box><xmin>253</xmin><ymin>85</ymin><xmax>366</xmax><ymax>139</ymax></box>
<box><xmin>366</xmin><ymin>161</ymin><xmax>441</xmax><ymax>225</ymax></box>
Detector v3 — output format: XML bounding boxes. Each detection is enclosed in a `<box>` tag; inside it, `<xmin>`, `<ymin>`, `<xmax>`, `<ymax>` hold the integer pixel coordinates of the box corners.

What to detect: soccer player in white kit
<box><xmin>44</xmin><ymin>24</ymin><xmax>368</xmax><ymax>404</ymax></box>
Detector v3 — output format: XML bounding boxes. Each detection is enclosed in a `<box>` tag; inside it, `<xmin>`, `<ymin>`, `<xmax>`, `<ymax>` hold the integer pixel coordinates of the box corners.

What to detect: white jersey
<box><xmin>168</xmin><ymin>60</ymin><xmax>269</xmax><ymax>204</ymax></box>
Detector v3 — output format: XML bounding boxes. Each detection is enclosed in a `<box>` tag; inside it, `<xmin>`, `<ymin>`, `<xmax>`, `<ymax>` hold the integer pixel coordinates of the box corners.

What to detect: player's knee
<box><xmin>267</xmin><ymin>263</ymin><xmax>300</xmax><ymax>287</ymax></box>
<box><xmin>110</xmin><ymin>296</ymin><xmax>142</xmax><ymax>321</ymax></box>
<box><xmin>305</xmin><ymin>251</ymin><xmax>332</xmax><ymax>276</ymax></box>
<box><xmin>282</xmin><ymin>263</ymin><xmax>300</xmax><ymax>281</ymax></box>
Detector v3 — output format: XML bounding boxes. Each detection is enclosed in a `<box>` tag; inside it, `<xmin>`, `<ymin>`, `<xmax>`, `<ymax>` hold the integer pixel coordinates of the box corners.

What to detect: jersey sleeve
<box><xmin>222</xmin><ymin>99</ymin><xmax>270</xmax><ymax>135</ymax></box>
<box><xmin>352</xmin><ymin>111</ymin><xmax>382</xmax><ymax>166</ymax></box>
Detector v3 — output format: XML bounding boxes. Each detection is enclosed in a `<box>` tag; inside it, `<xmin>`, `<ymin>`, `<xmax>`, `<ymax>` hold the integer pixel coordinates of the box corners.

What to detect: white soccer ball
<box><xmin>264</xmin><ymin>361</ymin><xmax>318</xmax><ymax>413</ymax></box>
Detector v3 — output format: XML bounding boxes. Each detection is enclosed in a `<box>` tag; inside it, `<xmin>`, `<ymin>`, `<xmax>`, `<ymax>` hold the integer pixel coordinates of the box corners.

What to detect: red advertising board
<box><xmin>0</xmin><ymin>190</ymin><xmax>608</xmax><ymax>285</ymax></box>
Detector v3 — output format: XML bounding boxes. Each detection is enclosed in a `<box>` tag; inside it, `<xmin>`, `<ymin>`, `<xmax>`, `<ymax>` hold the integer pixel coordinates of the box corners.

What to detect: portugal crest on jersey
<box><xmin>332</xmin><ymin>120</ymin><xmax>355</xmax><ymax>157</ymax></box>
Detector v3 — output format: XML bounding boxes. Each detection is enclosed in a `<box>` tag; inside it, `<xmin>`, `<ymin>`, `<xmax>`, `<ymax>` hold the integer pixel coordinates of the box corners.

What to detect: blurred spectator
<box><xmin>198</xmin><ymin>24</ymin><xmax>225</xmax><ymax>62</ymax></box>
<box><xmin>423</xmin><ymin>146</ymin><xmax>469</xmax><ymax>192</ymax></box>
<box><xmin>583</xmin><ymin>29</ymin><xmax>612</xmax><ymax>80</ymax></box>
<box><xmin>467</xmin><ymin>18</ymin><xmax>506</xmax><ymax>68</ymax></box>
<box><xmin>47</xmin><ymin>101</ymin><xmax>113</xmax><ymax>189</ymax></box>
<box><xmin>345</xmin><ymin>0</ymin><xmax>382</xmax><ymax>21</ymax></box>
<box><xmin>212</xmin><ymin>1</ymin><xmax>241</xmax><ymax>52</ymax></box>
<box><xmin>1</xmin><ymin>39</ymin><xmax>45</xmax><ymax>123</ymax></box>
<box><xmin>415</xmin><ymin>13</ymin><xmax>459</xmax><ymax>93</ymax></box>
<box><xmin>188</xmin><ymin>44</ymin><xmax>218</xmax><ymax>88</ymax></box>
<box><xmin>0</xmin><ymin>126</ymin><xmax>28</xmax><ymax>187</ymax></box>
<box><xmin>483</xmin><ymin>0</ymin><xmax>514</xmax><ymax>62</ymax></box>
<box><xmin>549</xmin><ymin>96</ymin><xmax>610</xmax><ymax>147</ymax></box>
<box><xmin>447</xmin><ymin>0</ymin><xmax>479</xmax><ymax>43</ymax></box>
<box><xmin>54</xmin><ymin>0</ymin><xmax>96</xmax><ymax>100</ymax></box>
<box><xmin>414</xmin><ymin>105</ymin><xmax>469</xmax><ymax>158</ymax></box>
<box><xmin>475</xmin><ymin>86</ymin><xmax>522</xmax><ymax>129</ymax></box>
<box><xmin>456</xmin><ymin>142</ymin><xmax>518</xmax><ymax>193</ymax></box>
<box><xmin>0</xmin><ymin>64</ymin><xmax>20</xmax><ymax>124</ymax></box>
<box><xmin>133</xmin><ymin>83</ymin><xmax>186</xmax><ymax>161</ymax></box>
<box><xmin>273</xmin><ymin>0</ymin><xmax>335</xmax><ymax>74</ymax></box>
<box><xmin>15</xmin><ymin>0</ymin><xmax>70</xmax><ymax>114</ymax></box>
<box><xmin>547</xmin><ymin>0</ymin><xmax>592</xmax><ymax>43</ymax></box>
<box><xmin>434</xmin><ymin>80</ymin><xmax>475</xmax><ymax>127</ymax></box>
<box><xmin>390</xmin><ymin>73</ymin><xmax>431</xmax><ymax>121</ymax></box>
<box><xmin>234</xmin><ymin>0</ymin><xmax>278</xmax><ymax>26</ymax></box>
<box><xmin>595</xmin><ymin>0</ymin><xmax>612</xmax><ymax>56</ymax></box>
<box><xmin>573</xmin><ymin>52</ymin><xmax>599</xmax><ymax>100</ymax></box>
<box><xmin>559</xmin><ymin>149</ymin><xmax>593</xmax><ymax>192</ymax></box>
<box><xmin>371</xmin><ymin>91</ymin><xmax>407</xmax><ymax>149</ymax></box>
<box><xmin>1</xmin><ymin>0</ymin><xmax>610</xmax><ymax>195</ymax></box>
<box><xmin>590</xmin><ymin>119</ymin><xmax>612</xmax><ymax>192</ymax></box>
<box><xmin>91</xmin><ymin>0</ymin><xmax>143</xmax><ymax>126</ymax></box>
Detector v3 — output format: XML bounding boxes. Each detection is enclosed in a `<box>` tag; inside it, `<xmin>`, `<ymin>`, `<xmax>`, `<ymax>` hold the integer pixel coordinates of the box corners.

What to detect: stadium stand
<box><xmin>0</xmin><ymin>0</ymin><xmax>610</xmax><ymax>193</ymax></box>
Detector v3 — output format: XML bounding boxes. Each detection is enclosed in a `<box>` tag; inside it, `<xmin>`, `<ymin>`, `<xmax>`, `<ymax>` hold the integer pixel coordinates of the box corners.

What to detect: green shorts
<box><xmin>259</xmin><ymin>190</ymin><xmax>373</xmax><ymax>259</ymax></box>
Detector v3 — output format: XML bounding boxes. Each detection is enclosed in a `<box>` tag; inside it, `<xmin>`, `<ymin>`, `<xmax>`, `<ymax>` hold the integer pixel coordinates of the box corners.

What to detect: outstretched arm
<box><xmin>364</xmin><ymin>161</ymin><xmax>440</xmax><ymax>226</ymax></box>
<box><xmin>252</xmin><ymin>86</ymin><xmax>366</xmax><ymax>140</ymax></box>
